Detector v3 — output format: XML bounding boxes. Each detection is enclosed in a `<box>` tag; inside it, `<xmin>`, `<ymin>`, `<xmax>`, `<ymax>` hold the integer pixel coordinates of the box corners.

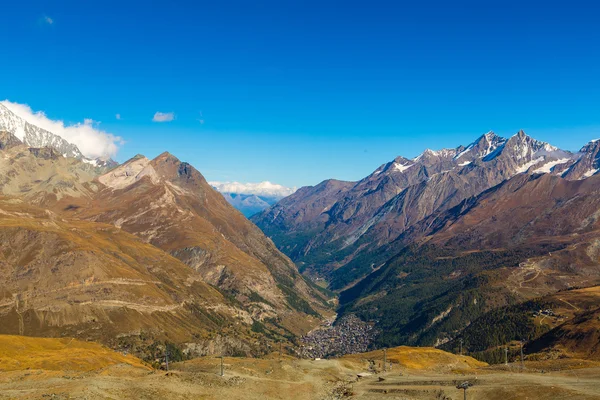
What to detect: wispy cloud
<box><xmin>153</xmin><ymin>112</ymin><xmax>175</xmax><ymax>122</ymax></box>
<box><xmin>209</xmin><ymin>181</ymin><xmax>297</xmax><ymax>197</ymax></box>
<box><xmin>1</xmin><ymin>100</ymin><xmax>123</xmax><ymax>160</ymax></box>
<box><xmin>115</xmin><ymin>113</ymin><xmax>121</xmax><ymax>120</ymax></box>
<box><xmin>42</xmin><ymin>15</ymin><xmax>54</xmax><ymax>25</ymax></box>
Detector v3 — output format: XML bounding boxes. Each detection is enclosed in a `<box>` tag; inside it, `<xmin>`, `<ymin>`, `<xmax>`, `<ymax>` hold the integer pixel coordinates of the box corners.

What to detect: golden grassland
<box><xmin>342</xmin><ymin>346</ymin><xmax>487</xmax><ymax>372</ymax></box>
<box><xmin>0</xmin><ymin>335</ymin><xmax>149</xmax><ymax>372</ymax></box>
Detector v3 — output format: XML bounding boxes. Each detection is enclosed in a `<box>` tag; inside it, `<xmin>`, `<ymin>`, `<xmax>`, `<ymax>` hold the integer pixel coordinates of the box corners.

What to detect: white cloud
<box><xmin>1</xmin><ymin>100</ymin><xmax>123</xmax><ymax>160</ymax></box>
<box><xmin>153</xmin><ymin>112</ymin><xmax>175</xmax><ymax>122</ymax></box>
<box><xmin>209</xmin><ymin>181</ymin><xmax>297</xmax><ymax>198</ymax></box>
<box><xmin>43</xmin><ymin>15</ymin><xmax>53</xmax><ymax>25</ymax></box>
<box><xmin>115</xmin><ymin>113</ymin><xmax>121</xmax><ymax>120</ymax></box>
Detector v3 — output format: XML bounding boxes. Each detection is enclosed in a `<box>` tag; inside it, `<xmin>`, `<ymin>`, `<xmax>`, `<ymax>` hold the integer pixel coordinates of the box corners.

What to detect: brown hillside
<box><xmin>54</xmin><ymin>153</ymin><xmax>328</xmax><ymax>331</ymax></box>
<box><xmin>0</xmin><ymin>197</ymin><xmax>254</xmax><ymax>350</ymax></box>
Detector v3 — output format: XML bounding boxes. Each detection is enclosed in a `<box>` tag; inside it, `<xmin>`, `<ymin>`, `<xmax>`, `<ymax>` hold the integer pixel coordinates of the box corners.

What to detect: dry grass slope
<box><xmin>342</xmin><ymin>346</ymin><xmax>487</xmax><ymax>372</ymax></box>
<box><xmin>0</xmin><ymin>335</ymin><xmax>149</xmax><ymax>372</ymax></box>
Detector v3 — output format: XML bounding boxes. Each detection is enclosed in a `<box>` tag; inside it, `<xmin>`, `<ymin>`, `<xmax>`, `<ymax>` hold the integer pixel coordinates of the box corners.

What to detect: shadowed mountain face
<box><xmin>0</xmin><ymin>130</ymin><xmax>329</xmax><ymax>355</ymax></box>
<box><xmin>253</xmin><ymin>131</ymin><xmax>600</xmax><ymax>353</ymax></box>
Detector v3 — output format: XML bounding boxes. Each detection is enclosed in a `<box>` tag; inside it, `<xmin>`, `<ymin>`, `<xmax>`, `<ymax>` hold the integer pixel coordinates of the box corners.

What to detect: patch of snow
<box><xmin>515</xmin><ymin>156</ymin><xmax>545</xmax><ymax>174</ymax></box>
<box><xmin>582</xmin><ymin>168</ymin><xmax>599</xmax><ymax>179</ymax></box>
<box><xmin>393</xmin><ymin>162</ymin><xmax>414</xmax><ymax>173</ymax></box>
<box><xmin>532</xmin><ymin>158</ymin><xmax>571</xmax><ymax>174</ymax></box>
<box><xmin>458</xmin><ymin>161</ymin><xmax>471</xmax><ymax>167</ymax></box>
<box><xmin>454</xmin><ymin>144</ymin><xmax>474</xmax><ymax>160</ymax></box>
<box><xmin>413</xmin><ymin>148</ymin><xmax>457</xmax><ymax>161</ymax></box>
<box><xmin>82</xmin><ymin>158</ymin><xmax>99</xmax><ymax>167</ymax></box>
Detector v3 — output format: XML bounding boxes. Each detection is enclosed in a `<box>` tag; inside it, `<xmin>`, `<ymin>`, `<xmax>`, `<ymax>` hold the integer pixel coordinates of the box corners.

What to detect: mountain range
<box><xmin>0</xmin><ymin>109</ymin><xmax>329</xmax><ymax>358</ymax></box>
<box><xmin>253</xmin><ymin>130</ymin><xmax>600</xmax><ymax>358</ymax></box>
<box><xmin>2</xmin><ymin>100</ymin><xmax>599</xmax><ymax>364</ymax></box>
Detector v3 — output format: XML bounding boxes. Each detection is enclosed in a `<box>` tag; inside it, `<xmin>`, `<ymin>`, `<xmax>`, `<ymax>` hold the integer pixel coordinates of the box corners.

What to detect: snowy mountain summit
<box><xmin>0</xmin><ymin>102</ymin><xmax>116</xmax><ymax>168</ymax></box>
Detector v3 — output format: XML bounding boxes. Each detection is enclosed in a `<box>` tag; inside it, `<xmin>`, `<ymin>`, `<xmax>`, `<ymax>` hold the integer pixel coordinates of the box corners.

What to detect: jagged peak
<box><xmin>506</xmin><ymin>130</ymin><xmax>558</xmax><ymax>152</ymax></box>
<box><xmin>454</xmin><ymin>131</ymin><xmax>507</xmax><ymax>161</ymax></box>
<box><xmin>0</xmin><ymin>101</ymin><xmax>86</xmax><ymax>160</ymax></box>
<box><xmin>579</xmin><ymin>139</ymin><xmax>600</xmax><ymax>153</ymax></box>
<box><xmin>412</xmin><ymin>147</ymin><xmax>457</xmax><ymax>162</ymax></box>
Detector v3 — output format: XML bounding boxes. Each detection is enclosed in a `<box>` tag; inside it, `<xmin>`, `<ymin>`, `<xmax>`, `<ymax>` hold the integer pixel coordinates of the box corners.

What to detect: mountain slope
<box><xmin>338</xmin><ymin>172</ymin><xmax>600</xmax><ymax>349</ymax></box>
<box><xmin>54</xmin><ymin>152</ymin><xmax>329</xmax><ymax>332</ymax></box>
<box><xmin>0</xmin><ymin>197</ymin><xmax>241</xmax><ymax>348</ymax></box>
<box><xmin>253</xmin><ymin>130</ymin><xmax>574</xmax><ymax>289</ymax></box>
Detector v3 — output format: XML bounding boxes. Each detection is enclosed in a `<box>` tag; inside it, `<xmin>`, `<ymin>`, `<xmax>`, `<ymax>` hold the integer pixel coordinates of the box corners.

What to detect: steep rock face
<box><xmin>453</xmin><ymin>132</ymin><xmax>507</xmax><ymax>162</ymax></box>
<box><xmin>57</xmin><ymin>152</ymin><xmax>328</xmax><ymax>332</ymax></box>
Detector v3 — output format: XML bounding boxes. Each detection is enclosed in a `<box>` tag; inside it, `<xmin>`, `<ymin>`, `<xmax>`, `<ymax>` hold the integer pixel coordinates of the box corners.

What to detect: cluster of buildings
<box><xmin>299</xmin><ymin>314</ymin><xmax>376</xmax><ymax>359</ymax></box>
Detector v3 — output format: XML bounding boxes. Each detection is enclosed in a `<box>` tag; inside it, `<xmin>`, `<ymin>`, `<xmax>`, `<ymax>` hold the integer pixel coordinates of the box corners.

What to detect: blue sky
<box><xmin>2</xmin><ymin>1</ymin><xmax>600</xmax><ymax>187</ymax></box>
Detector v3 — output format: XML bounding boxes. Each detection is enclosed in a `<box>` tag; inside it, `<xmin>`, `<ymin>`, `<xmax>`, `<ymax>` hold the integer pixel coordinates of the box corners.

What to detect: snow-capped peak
<box><xmin>455</xmin><ymin>131</ymin><xmax>507</xmax><ymax>161</ymax></box>
<box><xmin>0</xmin><ymin>102</ymin><xmax>118</xmax><ymax>168</ymax></box>
<box><xmin>0</xmin><ymin>102</ymin><xmax>83</xmax><ymax>159</ymax></box>
<box><xmin>413</xmin><ymin>148</ymin><xmax>457</xmax><ymax>162</ymax></box>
